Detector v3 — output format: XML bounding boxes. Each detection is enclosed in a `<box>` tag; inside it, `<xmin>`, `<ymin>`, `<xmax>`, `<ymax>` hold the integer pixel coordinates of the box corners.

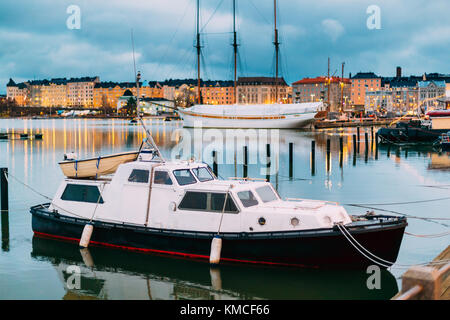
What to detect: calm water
<box><xmin>0</xmin><ymin>118</ymin><xmax>449</xmax><ymax>300</ymax></box>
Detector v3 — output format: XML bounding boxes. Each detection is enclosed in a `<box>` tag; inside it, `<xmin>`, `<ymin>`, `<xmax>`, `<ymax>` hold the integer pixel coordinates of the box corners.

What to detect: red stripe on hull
<box><xmin>33</xmin><ymin>231</ymin><xmax>316</xmax><ymax>268</ymax></box>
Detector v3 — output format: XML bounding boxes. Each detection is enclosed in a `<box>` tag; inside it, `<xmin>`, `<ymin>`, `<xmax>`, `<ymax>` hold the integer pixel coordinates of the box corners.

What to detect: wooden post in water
<box><xmin>212</xmin><ymin>151</ymin><xmax>218</xmax><ymax>177</ymax></box>
<box><xmin>311</xmin><ymin>141</ymin><xmax>315</xmax><ymax>176</ymax></box>
<box><xmin>1</xmin><ymin>168</ymin><xmax>8</xmax><ymax>213</ymax></box>
<box><xmin>339</xmin><ymin>136</ymin><xmax>343</xmax><ymax>168</ymax></box>
<box><xmin>266</xmin><ymin>144</ymin><xmax>271</xmax><ymax>181</ymax></box>
<box><xmin>357</xmin><ymin>126</ymin><xmax>360</xmax><ymax>142</ymax></box>
<box><xmin>243</xmin><ymin>146</ymin><xmax>248</xmax><ymax>178</ymax></box>
<box><xmin>352</xmin><ymin>134</ymin><xmax>357</xmax><ymax>154</ymax></box>
<box><xmin>1</xmin><ymin>168</ymin><xmax>8</xmax><ymax>252</ymax></box>
<box><xmin>289</xmin><ymin>142</ymin><xmax>293</xmax><ymax>179</ymax></box>
<box><xmin>326</xmin><ymin>139</ymin><xmax>331</xmax><ymax>172</ymax></box>
<box><xmin>371</xmin><ymin>126</ymin><xmax>374</xmax><ymax>143</ymax></box>
<box><xmin>365</xmin><ymin>132</ymin><xmax>369</xmax><ymax>162</ymax></box>
<box><xmin>375</xmin><ymin>132</ymin><xmax>379</xmax><ymax>160</ymax></box>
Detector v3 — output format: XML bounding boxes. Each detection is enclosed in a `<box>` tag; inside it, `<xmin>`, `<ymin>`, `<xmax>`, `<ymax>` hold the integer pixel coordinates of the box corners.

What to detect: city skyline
<box><xmin>1</xmin><ymin>0</ymin><xmax>450</xmax><ymax>94</ymax></box>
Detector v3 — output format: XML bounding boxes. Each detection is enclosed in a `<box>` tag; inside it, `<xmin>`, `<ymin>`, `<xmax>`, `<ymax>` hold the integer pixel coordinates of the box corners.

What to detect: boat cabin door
<box><xmin>118</xmin><ymin>165</ymin><xmax>155</xmax><ymax>225</ymax></box>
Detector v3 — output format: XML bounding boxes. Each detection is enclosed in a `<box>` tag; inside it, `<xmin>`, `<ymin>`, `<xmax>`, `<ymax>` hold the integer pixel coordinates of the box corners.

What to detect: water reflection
<box><xmin>31</xmin><ymin>236</ymin><xmax>398</xmax><ymax>300</ymax></box>
<box><xmin>1</xmin><ymin>119</ymin><xmax>449</xmax><ymax>299</ymax></box>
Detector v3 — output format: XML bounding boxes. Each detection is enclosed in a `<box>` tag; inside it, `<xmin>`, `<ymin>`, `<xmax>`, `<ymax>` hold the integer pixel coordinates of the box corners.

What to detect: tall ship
<box><xmin>177</xmin><ymin>0</ymin><xmax>324</xmax><ymax>129</ymax></box>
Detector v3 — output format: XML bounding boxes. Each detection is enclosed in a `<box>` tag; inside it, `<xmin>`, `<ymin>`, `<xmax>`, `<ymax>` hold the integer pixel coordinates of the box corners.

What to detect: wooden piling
<box><xmin>243</xmin><ymin>146</ymin><xmax>248</xmax><ymax>178</ymax></box>
<box><xmin>357</xmin><ymin>126</ymin><xmax>360</xmax><ymax>142</ymax></box>
<box><xmin>266</xmin><ymin>144</ymin><xmax>271</xmax><ymax>181</ymax></box>
<box><xmin>289</xmin><ymin>142</ymin><xmax>293</xmax><ymax>179</ymax></box>
<box><xmin>311</xmin><ymin>141</ymin><xmax>315</xmax><ymax>175</ymax></box>
<box><xmin>352</xmin><ymin>134</ymin><xmax>357</xmax><ymax>154</ymax></box>
<box><xmin>375</xmin><ymin>132</ymin><xmax>379</xmax><ymax>160</ymax></box>
<box><xmin>326</xmin><ymin>139</ymin><xmax>331</xmax><ymax>172</ymax></box>
<box><xmin>1</xmin><ymin>168</ymin><xmax>8</xmax><ymax>213</ymax></box>
<box><xmin>212</xmin><ymin>151</ymin><xmax>218</xmax><ymax>177</ymax></box>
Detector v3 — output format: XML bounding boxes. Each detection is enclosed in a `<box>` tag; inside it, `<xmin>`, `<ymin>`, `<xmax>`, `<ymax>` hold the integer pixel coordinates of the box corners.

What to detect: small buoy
<box><xmin>79</xmin><ymin>223</ymin><xmax>94</xmax><ymax>248</ymax></box>
<box><xmin>79</xmin><ymin>248</ymin><xmax>94</xmax><ymax>268</ymax></box>
<box><xmin>209</xmin><ymin>267</ymin><xmax>222</xmax><ymax>291</ymax></box>
<box><xmin>209</xmin><ymin>235</ymin><xmax>222</xmax><ymax>265</ymax></box>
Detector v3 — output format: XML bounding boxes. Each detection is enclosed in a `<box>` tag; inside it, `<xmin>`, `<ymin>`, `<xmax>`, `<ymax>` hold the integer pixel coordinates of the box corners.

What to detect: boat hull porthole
<box><xmin>258</xmin><ymin>217</ymin><xmax>266</xmax><ymax>225</ymax></box>
<box><xmin>291</xmin><ymin>217</ymin><xmax>299</xmax><ymax>226</ymax></box>
<box><xmin>169</xmin><ymin>202</ymin><xmax>177</xmax><ymax>212</ymax></box>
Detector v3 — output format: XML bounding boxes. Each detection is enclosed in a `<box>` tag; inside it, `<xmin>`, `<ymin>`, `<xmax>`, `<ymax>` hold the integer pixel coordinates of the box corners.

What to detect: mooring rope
<box><xmin>336</xmin><ymin>223</ymin><xmax>450</xmax><ymax>269</ymax></box>
<box><xmin>347</xmin><ymin>196</ymin><xmax>450</xmax><ymax>206</ymax></box>
<box><xmin>2</xmin><ymin>171</ymin><xmax>52</xmax><ymax>201</ymax></box>
<box><xmin>405</xmin><ymin>230</ymin><xmax>450</xmax><ymax>238</ymax></box>
<box><xmin>346</xmin><ymin>204</ymin><xmax>450</xmax><ymax>228</ymax></box>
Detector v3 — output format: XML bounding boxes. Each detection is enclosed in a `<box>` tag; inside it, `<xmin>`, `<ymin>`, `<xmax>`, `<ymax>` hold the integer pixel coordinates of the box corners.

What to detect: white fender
<box><xmin>79</xmin><ymin>224</ymin><xmax>94</xmax><ymax>248</ymax></box>
<box><xmin>209</xmin><ymin>236</ymin><xmax>222</xmax><ymax>265</ymax></box>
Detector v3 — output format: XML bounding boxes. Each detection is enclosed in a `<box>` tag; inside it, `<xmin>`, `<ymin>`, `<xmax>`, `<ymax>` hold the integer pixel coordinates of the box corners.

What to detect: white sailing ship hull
<box><xmin>178</xmin><ymin>103</ymin><xmax>322</xmax><ymax>129</ymax></box>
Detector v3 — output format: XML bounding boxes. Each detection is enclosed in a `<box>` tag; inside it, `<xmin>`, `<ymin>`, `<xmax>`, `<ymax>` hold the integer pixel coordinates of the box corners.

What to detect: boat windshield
<box><xmin>173</xmin><ymin>169</ymin><xmax>197</xmax><ymax>186</ymax></box>
<box><xmin>237</xmin><ymin>190</ymin><xmax>259</xmax><ymax>208</ymax></box>
<box><xmin>192</xmin><ymin>167</ymin><xmax>214</xmax><ymax>182</ymax></box>
<box><xmin>255</xmin><ymin>185</ymin><xmax>278</xmax><ymax>203</ymax></box>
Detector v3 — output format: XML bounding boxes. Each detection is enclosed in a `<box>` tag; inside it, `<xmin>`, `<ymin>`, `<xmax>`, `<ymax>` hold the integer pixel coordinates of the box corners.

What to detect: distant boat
<box><xmin>177</xmin><ymin>0</ymin><xmax>323</xmax><ymax>129</ymax></box>
<box><xmin>178</xmin><ymin>102</ymin><xmax>323</xmax><ymax>129</ymax></box>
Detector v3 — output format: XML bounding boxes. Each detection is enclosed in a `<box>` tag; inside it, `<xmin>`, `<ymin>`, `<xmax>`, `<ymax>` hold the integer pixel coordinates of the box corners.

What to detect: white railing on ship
<box><xmin>285</xmin><ymin>198</ymin><xmax>339</xmax><ymax>206</ymax></box>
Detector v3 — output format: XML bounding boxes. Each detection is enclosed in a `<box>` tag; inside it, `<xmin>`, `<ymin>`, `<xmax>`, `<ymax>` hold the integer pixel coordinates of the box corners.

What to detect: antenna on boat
<box><xmin>131</xmin><ymin>29</ymin><xmax>165</xmax><ymax>162</ymax></box>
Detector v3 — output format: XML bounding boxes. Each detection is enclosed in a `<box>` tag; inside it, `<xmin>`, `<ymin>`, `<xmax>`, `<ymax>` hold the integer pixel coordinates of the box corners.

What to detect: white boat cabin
<box><xmin>50</xmin><ymin>158</ymin><xmax>352</xmax><ymax>233</ymax></box>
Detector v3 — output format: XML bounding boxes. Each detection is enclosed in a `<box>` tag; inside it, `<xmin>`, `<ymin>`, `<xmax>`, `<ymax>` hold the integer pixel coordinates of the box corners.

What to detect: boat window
<box><xmin>192</xmin><ymin>167</ymin><xmax>214</xmax><ymax>182</ymax></box>
<box><xmin>61</xmin><ymin>184</ymin><xmax>104</xmax><ymax>204</ymax></box>
<box><xmin>173</xmin><ymin>169</ymin><xmax>197</xmax><ymax>185</ymax></box>
<box><xmin>154</xmin><ymin>170</ymin><xmax>173</xmax><ymax>185</ymax></box>
<box><xmin>255</xmin><ymin>185</ymin><xmax>278</xmax><ymax>203</ymax></box>
<box><xmin>237</xmin><ymin>191</ymin><xmax>259</xmax><ymax>208</ymax></box>
<box><xmin>178</xmin><ymin>192</ymin><xmax>238</xmax><ymax>213</ymax></box>
<box><xmin>128</xmin><ymin>169</ymin><xmax>149</xmax><ymax>183</ymax></box>
<box><xmin>210</xmin><ymin>193</ymin><xmax>239</xmax><ymax>213</ymax></box>
<box><xmin>178</xmin><ymin>191</ymin><xmax>207</xmax><ymax>210</ymax></box>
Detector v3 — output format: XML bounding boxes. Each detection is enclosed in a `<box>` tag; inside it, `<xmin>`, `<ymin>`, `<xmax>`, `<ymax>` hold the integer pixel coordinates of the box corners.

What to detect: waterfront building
<box><xmin>6</xmin><ymin>78</ymin><xmax>28</xmax><ymax>105</ymax></box>
<box><xmin>418</xmin><ymin>80</ymin><xmax>446</xmax><ymax>111</ymax></box>
<box><xmin>350</xmin><ymin>72</ymin><xmax>381</xmax><ymax>109</ymax></box>
<box><xmin>237</xmin><ymin>77</ymin><xmax>290</xmax><ymax>104</ymax></box>
<box><xmin>93</xmin><ymin>81</ymin><xmax>163</xmax><ymax>109</ymax></box>
<box><xmin>66</xmin><ymin>77</ymin><xmax>99</xmax><ymax>108</ymax></box>
<box><xmin>292</xmin><ymin>76</ymin><xmax>351</xmax><ymax>112</ymax></box>
<box><xmin>200</xmin><ymin>81</ymin><xmax>234</xmax><ymax>105</ymax></box>
<box><xmin>162</xmin><ymin>79</ymin><xmax>235</xmax><ymax>106</ymax></box>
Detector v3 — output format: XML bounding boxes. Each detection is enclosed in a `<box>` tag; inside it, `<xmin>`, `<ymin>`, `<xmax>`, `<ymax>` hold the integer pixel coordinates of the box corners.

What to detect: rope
<box><xmin>3</xmin><ymin>171</ymin><xmax>52</xmax><ymax>201</ymax></box>
<box><xmin>336</xmin><ymin>223</ymin><xmax>450</xmax><ymax>269</ymax></box>
<box><xmin>346</xmin><ymin>204</ymin><xmax>450</xmax><ymax>227</ymax></box>
<box><xmin>405</xmin><ymin>230</ymin><xmax>450</xmax><ymax>238</ymax></box>
<box><xmin>347</xmin><ymin>196</ymin><xmax>450</xmax><ymax>206</ymax></box>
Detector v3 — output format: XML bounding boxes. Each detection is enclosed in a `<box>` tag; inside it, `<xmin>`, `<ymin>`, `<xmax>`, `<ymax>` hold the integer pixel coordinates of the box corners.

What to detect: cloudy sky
<box><xmin>1</xmin><ymin>0</ymin><xmax>449</xmax><ymax>93</ymax></box>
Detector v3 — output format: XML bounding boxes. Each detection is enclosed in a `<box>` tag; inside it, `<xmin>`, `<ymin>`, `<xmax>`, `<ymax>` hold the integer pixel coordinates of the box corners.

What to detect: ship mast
<box><xmin>196</xmin><ymin>0</ymin><xmax>202</xmax><ymax>104</ymax></box>
<box><xmin>273</xmin><ymin>0</ymin><xmax>280</xmax><ymax>104</ymax></box>
<box><xmin>232</xmin><ymin>0</ymin><xmax>239</xmax><ymax>104</ymax></box>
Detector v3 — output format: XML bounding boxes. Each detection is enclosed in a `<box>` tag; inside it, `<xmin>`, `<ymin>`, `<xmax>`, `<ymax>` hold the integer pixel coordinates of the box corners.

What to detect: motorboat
<box><xmin>378</xmin><ymin>109</ymin><xmax>450</xmax><ymax>144</ymax></box>
<box><xmin>31</xmin><ymin>141</ymin><xmax>407</xmax><ymax>269</ymax></box>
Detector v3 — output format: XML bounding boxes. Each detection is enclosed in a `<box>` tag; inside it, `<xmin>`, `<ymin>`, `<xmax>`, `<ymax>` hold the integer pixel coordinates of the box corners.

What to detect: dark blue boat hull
<box><xmin>30</xmin><ymin>204</ymin><xmax>407</xmax><ymax>269</ymax></box>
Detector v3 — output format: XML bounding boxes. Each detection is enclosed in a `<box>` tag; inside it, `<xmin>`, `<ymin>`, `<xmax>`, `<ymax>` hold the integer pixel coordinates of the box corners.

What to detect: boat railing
<box><xmin>228</xmin><ymin>177</ymin><xmax>268</xmax><ymax>182</ymax></box>
<box><xmin>285</xmin><ymin>198</ymin><xmax>339</xmax><ymax>206</ymax></box>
